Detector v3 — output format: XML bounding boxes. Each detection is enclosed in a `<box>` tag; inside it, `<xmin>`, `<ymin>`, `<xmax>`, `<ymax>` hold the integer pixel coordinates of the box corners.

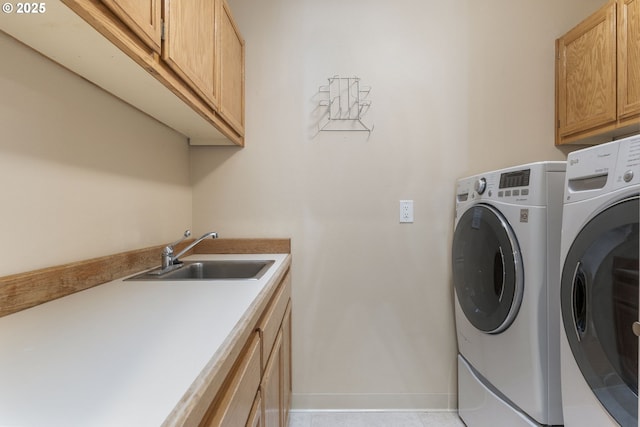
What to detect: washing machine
<box><xmin>559</xmin><ymin>134</ymin><xmax>640</xmax><ymax>427</ymax></box>
<box><xmin>452</xmin><ymin>161</ymin><xmax>566</xmax><ymax>426</ymax></box>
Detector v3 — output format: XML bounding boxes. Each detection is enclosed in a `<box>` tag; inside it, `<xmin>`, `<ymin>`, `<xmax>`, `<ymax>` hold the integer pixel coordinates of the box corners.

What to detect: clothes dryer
<box><xmin>559</xmin><ymin>134</ymin><xmax>640</xmax><ymax>427</ymax></box>
<box><xmin>452</xmin><ymin>161</ymin><xmax>566</xmax><ymax>426</ymax></box>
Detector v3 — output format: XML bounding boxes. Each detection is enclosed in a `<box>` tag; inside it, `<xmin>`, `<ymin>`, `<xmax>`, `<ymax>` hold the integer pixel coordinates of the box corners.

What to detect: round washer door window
<box><xmin>452</xmin><ymin>204</ymin><xmax>524</xmax><ymax>334</ymax></box>
<box><xmin>561</xmin><ymin>196</ymin><xmax>639</xmax><ymax>427</ymax></box>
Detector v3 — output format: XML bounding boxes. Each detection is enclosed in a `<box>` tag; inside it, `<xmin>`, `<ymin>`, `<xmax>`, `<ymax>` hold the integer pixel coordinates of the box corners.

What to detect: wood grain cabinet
<box><xmin>163</xmin><ymin>0</ymin><xmax>218</xmax><ymax>110</ymax></box>
<box><xmin>218</xmin><ymin>0</ymin><xmax>246</xmax><ymax>136</ymax></box>
<box><xmin>197</xmin><ymin>270</ymin><xmax>292</xmax><ymax>427</ymax></box>
<box><xmin>199</xmin><ymin>333</ymin><xmax>262</xmax><ymax>427</ymax></box>
<box><xmin>0</xmin><ymin>0</ymin><xmax>245</xmax><ymax>145</ymax></box>
<box><xmin>281</xmin><ymin>304</ymin><xmax>292</xmax><ymax>427</ymax></box>
<box><xmin>246</xmin><ymin>393</ymin><xmax>263</xmax><ymax>427</ymax></box>
<box><xmin>556</xmin><ymin>0</ymin><xmax>640</xmax><ymax>145</ymax></box>
<box><xmin>262</xmin><ymin>330</ymin><xmax>283</xmax><ymax>427</ymax></box>
<box><xmin>618</xmin><ymin>0</ymin><xmax>640</xmax><ymax>119</ymax></box>
<box><xmin>101</xmin><ymin>0</ymin><xmax>162</xmax><ymax>53</ymax></box>
<box><xmin>258</xmin><ymin>272</ymin><xmax>292</xmax><ymax>427</ymax></box>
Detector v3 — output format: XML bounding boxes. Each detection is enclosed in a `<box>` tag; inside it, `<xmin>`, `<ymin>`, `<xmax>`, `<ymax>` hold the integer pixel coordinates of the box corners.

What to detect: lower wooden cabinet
<box><xmin>198</xmin><ymin>269</ymin><xmax>292</xmax><ymax>427</ymax></box>
<box><xmin>246</xmin><ymin>392</ymin><xmax>263</xmax><ymax>427</ymax></box>
<box><xmin>258</xmin><ymin>272</ymin><xmax>292</xmax><ymax>427</ymax></box>
<box><xmin>281</xmin><ymin>304</ymin><xmax>292</xmax><ymax>427</ymax></box>
<box><xmin>199</xmin><ymin>333</ymin><xmax>261</xmax><ymax>427</ymax></box>
<box><xmin>262</xmin><ymin>331</ymin><xmax>283</xmax><ymax>427</ymax></box>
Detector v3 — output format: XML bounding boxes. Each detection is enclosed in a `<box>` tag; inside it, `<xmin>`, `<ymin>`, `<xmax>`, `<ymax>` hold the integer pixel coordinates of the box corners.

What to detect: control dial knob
<box><xmin>474</xmin><ymin>177</ymin><xmax>487</xmax><ymax>195</ymax></box>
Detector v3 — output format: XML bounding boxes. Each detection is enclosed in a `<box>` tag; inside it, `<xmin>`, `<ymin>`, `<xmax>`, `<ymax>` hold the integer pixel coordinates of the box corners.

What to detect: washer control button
<box><xmin>623</xmin><ymin>170</ymin><xmax>634</xmax><ymax>182</ymax></box>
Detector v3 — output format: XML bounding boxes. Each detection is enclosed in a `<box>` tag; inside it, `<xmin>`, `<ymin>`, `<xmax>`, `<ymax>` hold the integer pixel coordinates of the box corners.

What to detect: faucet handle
<box><xmin>164</xmin><ymin>230</ymin><xmax>192</xmax><ymax>253</ymax></box>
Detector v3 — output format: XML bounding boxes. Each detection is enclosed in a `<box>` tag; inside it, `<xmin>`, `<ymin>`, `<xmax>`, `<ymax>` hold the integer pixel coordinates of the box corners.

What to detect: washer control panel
<box><xmin>455</xmin><ymin>162</ymin><xmax>565</xmax><ymax>209</ymax></box>
<box><xmin>497</xmin><ymin>168</ymin><xmax>531</xmax><ymax>199</ymax></box>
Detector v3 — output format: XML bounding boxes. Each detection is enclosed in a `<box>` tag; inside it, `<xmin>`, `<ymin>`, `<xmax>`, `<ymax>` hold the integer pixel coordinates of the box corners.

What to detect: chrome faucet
<box><xmin>158</xmin><ymin>230</ymin><xmax>219</xmax><ymax>274</ymax></box>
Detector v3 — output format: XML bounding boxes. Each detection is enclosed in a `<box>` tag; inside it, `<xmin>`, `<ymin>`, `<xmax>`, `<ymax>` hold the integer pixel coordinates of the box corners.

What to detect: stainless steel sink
<box><xmin>125</xmin><ymin>260</ymin><xmax>275</xmax><ymax>281</ymax></box>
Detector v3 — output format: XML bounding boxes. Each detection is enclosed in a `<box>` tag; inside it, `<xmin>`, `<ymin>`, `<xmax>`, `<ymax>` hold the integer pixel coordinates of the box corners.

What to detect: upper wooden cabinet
<box><xmin>101</xmin><ymin>0</ymin><xmax>161</xmax><ymax>53</ymax></box>
<box><xmin>556</xmin><ymin>1</ymin><xmax>617</xmax><ymax>143</ymax></box>
<box><xmin>556</xmin><ymin>0</ymin><xmax>640</xmax><ymax>145</ymax></box>
<box><xmin>618</xmin><ymin>0</ymin><xmax>640</xmax><ymax>119</ymax></box>
<box><xmin>164</xmin><ymin>0</ymin><xmax>218</xmax><ymax>109</ymax></box>
<box><xmin>0</xmin><ymin>0</ymin><xmax>245</xmax><ymax>146</ymax></box>
<box><xmin>219</xmin><ymin>0</ymin><xmax>246</xmax><ymax>136</ymax></box>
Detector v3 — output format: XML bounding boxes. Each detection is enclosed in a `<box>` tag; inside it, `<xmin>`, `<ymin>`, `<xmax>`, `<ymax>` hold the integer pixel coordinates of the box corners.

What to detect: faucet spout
<box><xmin>172</xmin><ymin>231</ymin><xmax>219</xmax><ymax>262</ymax></box>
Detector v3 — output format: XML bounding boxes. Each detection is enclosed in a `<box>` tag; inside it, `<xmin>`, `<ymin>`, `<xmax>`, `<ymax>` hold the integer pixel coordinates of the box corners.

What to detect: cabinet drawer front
<box><xmin>258</xmin><ymin>271</ymin><xmax>291</xmax><ymax>370</ymax></box>
<box><xmin>200</xmin><ymin>332</ymin><xmax>261</xmax><ymax>427</ymax></box>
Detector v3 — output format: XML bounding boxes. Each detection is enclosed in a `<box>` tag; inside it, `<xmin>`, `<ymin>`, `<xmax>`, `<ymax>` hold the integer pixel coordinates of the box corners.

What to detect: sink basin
<box><xmin>126</xmin><ymin>260</ymin><xmax>275</xmax><ymax>281</ymax></box>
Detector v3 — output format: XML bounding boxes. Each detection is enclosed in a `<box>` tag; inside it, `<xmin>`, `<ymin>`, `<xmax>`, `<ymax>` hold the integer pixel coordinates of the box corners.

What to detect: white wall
<box><xmin>192</xmin><ymin>0</ymin><xmax>606</xmax><ymax>411</ymax></box>
<box><xmin>466</xmin><ymin>0</ymin><xmax>605</xmax><ymax>173</ymax></box>
<box><xmin>0</xmin><ymin>33</ymin><xmax>192</xmax><ymax>276</ymax></box>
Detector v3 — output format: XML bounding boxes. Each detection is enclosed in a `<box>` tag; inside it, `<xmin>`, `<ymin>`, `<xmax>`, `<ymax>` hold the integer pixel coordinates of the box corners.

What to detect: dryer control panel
<box><xmin>565</xmin><ymin>133</ymin><xmax>640</xmax><ymax>203</ymax></box>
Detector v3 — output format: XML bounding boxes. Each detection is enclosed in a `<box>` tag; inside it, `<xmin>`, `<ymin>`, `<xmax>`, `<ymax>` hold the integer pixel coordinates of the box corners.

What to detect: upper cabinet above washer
<box><xmin>555</xmin><ymin>0</ymin><xmax>640</xmax><ymax>145</ymax></box>
<box><xmin>0</xmin><ymin>0</ymin><xmax>245</xmax><ymax>146</ymax></box>
<box><xmin>618</xmin><ymin>0</ymin><xmax>640</xmax><ymax>121</ymax></box>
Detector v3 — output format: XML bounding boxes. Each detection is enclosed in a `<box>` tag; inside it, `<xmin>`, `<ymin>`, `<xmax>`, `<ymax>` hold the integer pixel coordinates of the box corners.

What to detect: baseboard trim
<box><xmin>291</xmin><ymin>392</ymin><xmax>457</xmax><ymax>411</ymax></box>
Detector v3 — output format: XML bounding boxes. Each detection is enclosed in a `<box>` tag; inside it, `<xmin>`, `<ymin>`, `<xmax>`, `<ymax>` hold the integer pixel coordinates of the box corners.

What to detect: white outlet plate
<box><xmin>400</xmin><ymin>200</ymin><xmax>414</xmax><ymax>223</ymax></box>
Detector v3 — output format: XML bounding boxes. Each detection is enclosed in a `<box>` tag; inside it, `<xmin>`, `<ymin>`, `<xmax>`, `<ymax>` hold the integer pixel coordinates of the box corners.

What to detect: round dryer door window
<box><xmin>561</xmin><ymin>196</ymin><xmax>639</xmax><ymax>427</ymax></box>
<box><xmin>452</xmin><ymin>204</ymin><xmax>524</xmax><ymax>334</ymax></box>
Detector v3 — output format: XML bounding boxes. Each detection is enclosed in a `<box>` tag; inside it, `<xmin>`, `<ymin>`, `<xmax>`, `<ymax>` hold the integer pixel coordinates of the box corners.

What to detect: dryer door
<box><xmin>452</xmin><ymin>204</ymin><xmax>524</xmax><ymax>334</ymax></box>
<box><xmin>561</xmin><ymin>196</ymin><xmax>639</xmax><ymax>427</ymax></box>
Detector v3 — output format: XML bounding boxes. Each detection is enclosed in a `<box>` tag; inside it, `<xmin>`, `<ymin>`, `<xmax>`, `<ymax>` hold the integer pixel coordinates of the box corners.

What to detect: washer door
<box><xmin>452</xmin><ymin>204</ymin><xmax>524</xmax><ymax>334</ymax></box>
<box><xmin>561</xmin><ymin>196</ymin><xmax>639</xmax><ymax>427</ymax></box>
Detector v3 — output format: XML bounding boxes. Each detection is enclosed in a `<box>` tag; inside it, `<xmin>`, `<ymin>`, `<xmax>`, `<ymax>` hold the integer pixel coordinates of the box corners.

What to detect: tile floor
<box><xmin>288</xmin><ymin>411</ymin><xmax>466</xmax><ymax>427</ymax></box>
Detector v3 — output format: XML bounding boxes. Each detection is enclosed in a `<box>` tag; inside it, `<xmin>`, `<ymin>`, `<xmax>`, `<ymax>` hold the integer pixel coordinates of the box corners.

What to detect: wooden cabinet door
<box><xmin>261</xmin><ymin>331</ymin><xmax>282</xmax><ymax>427</ymax></box>
<box><xmin>246</xmin><ymin>392</ymin><xmax>263</xmax><ymax>427</ymax></box>
<box><xmin>200</xmin><ymin>333</ymin><xmax>262</xmax><ymax>427</ymax></box>
<box><xmin>163</xmin><ymin>0</ymin><xmax>218</xmax><ymax>109</ymax></box>
<box><xmin>557</xmin><ymin>1</ymin><xmax>617</xmax><ymax>138</ymax></box>
<box><xmin>101</xmin><ymin>0</ymin><xmax>161</xmax><ymax>53</ymax></box>
<box><xmin>281</xmin><ymin>304</ymin><xmax>292</xmax><ymax>427</ymax></box>
<box><xmin>218</xmin><ymin>0</ymin><xmax>245</xmax><ymax>135</ymax></box>
<box><xmin>618</xmin><ymin>0</ymin><xmax>640</xmax><ymax>118</ymax></box>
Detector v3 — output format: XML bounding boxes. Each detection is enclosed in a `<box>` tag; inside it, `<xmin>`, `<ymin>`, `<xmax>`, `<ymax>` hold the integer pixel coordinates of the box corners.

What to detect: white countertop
<box><xmin>0</xmin><ymin>253</ymin><xmax>289</xmax><ymax>427</ymax></box>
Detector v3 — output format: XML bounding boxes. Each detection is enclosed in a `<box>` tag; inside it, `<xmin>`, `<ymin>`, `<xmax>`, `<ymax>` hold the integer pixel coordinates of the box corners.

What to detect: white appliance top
<box><xmin>565</xmin><ymin>133</ymin><xmax>640</xmax><ymax>203</ymax></box>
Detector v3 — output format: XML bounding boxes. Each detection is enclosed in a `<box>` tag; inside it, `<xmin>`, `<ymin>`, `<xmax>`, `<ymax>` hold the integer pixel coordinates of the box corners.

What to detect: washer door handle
<box><xmin>633</xmin><ymin>322</ymin><xmax>640</xmax><ymax>337</ymax></box>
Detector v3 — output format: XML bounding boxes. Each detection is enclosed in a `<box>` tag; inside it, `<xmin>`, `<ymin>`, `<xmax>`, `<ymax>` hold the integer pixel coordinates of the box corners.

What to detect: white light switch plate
<box><xmin>400</xmin><ymin>200</ymin><xmax>414</xmax><ymax>223</ymax></box>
